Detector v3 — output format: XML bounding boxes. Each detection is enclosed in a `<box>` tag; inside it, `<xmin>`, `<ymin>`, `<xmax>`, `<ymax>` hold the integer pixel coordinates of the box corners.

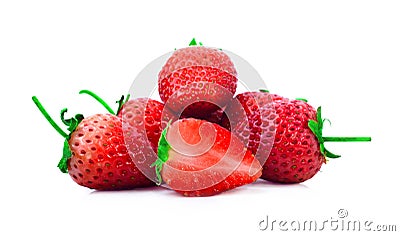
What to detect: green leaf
<box><xmin>67</xmin><ymin>118</ymin><xmax>77</xmax><ymax>132</ymax></box>
<box><xmin>75</xmin><ymin>114</ymin><xmax>84</xmax><ymax>122</ymax></box>
<box><xmin>151</xmin><ymin>122</ymin><xmax>172</xmax><ymax>185</ymax></box>
<box><xmin>189</xmin><ymin>38</ymin><xmax>197</xmax><ymax>46</ymax></box>
<box><xmin>157</xmin><ymin>124</ymin><xmax>171</xmax><ymax>163</ymax></box>
<box><xmin>308</xmin><ymin>120</ymin><xmax>324</xmax><ymax>143</ymax></box>
<box><xmin>60</xmin><ymin>109</ymin><xmax>84</xmax><ymax>133</ymax></box>
<box><xmin>60</xmin><ymin>108</ymin><xmax>69</xmax><ymax>126</ymax></box>
<box><xmin>324</xmin><ymin>148</ymin><xmax>341</xmax><ymax>158</ymax></box>
<box><xmin>57</xmin><ymin>109</ymin><xmax>83</xmax><ymax>173</ymax></box>
<box><xmin>316</xmin><ymin>106</ymin><xmax>323</xmax><ymax>129</ymax></box>
<box><xmin>150</xmin><ymin>159</ymin><xmax>164</xmax><ymax>186</ymax></box>
<box><xmin>309</xmin><ymin>106</ymin><xmax>342</xmax><ymax>159</ymax></box>
<box><xmin>319</xmin><ymin>143</ymin><xmax>326</xmax><ymax>156</ymax></box>
<box><xmin>308</xmin><ymin>120</ymin><xmax>318</xmax><ymax>133</ymax></box>
<box><xmin>58</xmin><ymin>140</ymin><xmax>72</xmax><ymax>173</ymax></box>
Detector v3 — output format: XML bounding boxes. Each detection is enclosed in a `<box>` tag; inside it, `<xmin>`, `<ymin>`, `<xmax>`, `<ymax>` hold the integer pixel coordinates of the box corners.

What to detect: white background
<box><xmin>1</xmin><ymin>1</ymin><xmax>399</xmax><ymax>235</ymax></box>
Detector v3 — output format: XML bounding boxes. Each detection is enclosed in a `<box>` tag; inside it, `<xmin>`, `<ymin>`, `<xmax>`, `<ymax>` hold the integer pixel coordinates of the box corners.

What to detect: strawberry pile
<box><xmin>33</xmin><ymin>39</ymin><xmax>371</xmax><ymax>196</ymax></box>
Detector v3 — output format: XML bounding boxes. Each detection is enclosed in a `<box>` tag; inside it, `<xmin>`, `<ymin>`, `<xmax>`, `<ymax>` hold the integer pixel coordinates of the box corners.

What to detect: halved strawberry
<box><xmin>152</xmin><ymin>118</ymin><xmax>262</xmax><ymax>197</ymax></box>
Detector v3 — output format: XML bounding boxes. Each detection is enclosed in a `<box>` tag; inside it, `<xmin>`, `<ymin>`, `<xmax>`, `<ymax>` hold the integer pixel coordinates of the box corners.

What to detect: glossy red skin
<box><xmin>68</xmin><ymin>114</ymin><xmax>154</xmax><ymax>190</ymax></box>
<box><xmin>223</xmin><ymin>92</ymin><xmax>325</xmax><ymax>183</ymax></box>
<box><xmin>118</xmin><ymin>98</ymin><xmax>176</xmax><ymax>152</ymax></box>
<box><xmin>119</xmin><ymin>98</ymin><xmax>177</xmax><ymax>184</ymax></box>
<box><xmin>221</xmin><ymin>92</ymin><xmax>276</xmax><ymax>161</ymax></box>
<box><xmin>159</xmin><ymin>46</ymin><xmax>237</xmax><ymax>81</ymax></box>
<box><xmin>161</xmin><ymin>118</ymin><xmax>262</xmax><ymax>197</ymax></box>
<box><xmin>180</xmin><ymin>106</ymin><xmax>226</xmax><ymax>124</ymax></box>
<box><xmin>159</xmin><ymin>66</ymin><xmax>237</xmax><ymax>116</ymax></box>
<box><xmin>158</xmin><ymin>46</ymin><xmax>237</xmax><ymax>117</ymax></box>
<box><xmin>262</xmin><ymin>96</ymin><xmax>325</xmax><ymax>183</ymax></box>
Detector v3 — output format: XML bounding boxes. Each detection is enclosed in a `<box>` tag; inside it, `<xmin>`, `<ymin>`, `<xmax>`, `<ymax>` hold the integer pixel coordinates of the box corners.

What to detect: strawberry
<box><xmin>221</xmin><ymin>90</ymin><xmax>277</xmax><ymax>166</ymax></box>
<box><xmin>32</xmin><ymin>90</ymin><xmax>155</xmax><ymax>190</ymax></box>
<box><xmin>224</xmin><ymin>90</ymin><xmax>371</xmax><ymax>183</ymax></box>
<box><xmin>264</xmin><ymin>95</ymin><xmax>372</xmax><ymax>183</ymax></box>
<box><xmin>119</xmin><ymin>97</ymin><xmax>177</xmax><ymax>183</ymax></box>
<box><xmin>180</xmin><ymin>106</ymin><xmax>227</xmax><ymax>124</ymax></box>
<box><xmin>66</xmin><ymin>113</ymin><xmax>154</xmax><ymax>189</ymax></box>
<box><xmin>202</xmin><ymin>107</ymin><xmax>227</xmax><ymax>124</ymax></box>
<box><xmin>158</xmin><ymin>39</ymin><xmax>238</xmax><ymax>118</ymax></box>
<box><xmin>263</xmin><ymin>96</ymin><xmax>325</xmax><ymax>183</ymax></box>
<box><xmin>119</xmin><ymin>98</ymin><xmax>176</xmax><ymax>152</ymax></box>
<box><xmin>151</xmin><ymin>118</ymin><xmax>262</xmax><ymax>197</ymax></box>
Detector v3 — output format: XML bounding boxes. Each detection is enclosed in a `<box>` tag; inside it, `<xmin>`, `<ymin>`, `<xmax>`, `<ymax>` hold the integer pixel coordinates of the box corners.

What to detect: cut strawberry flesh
<box><xmin>159</xmin><ymin>118</ymin><xmax>262</xmax><ymax>196</ymax></box>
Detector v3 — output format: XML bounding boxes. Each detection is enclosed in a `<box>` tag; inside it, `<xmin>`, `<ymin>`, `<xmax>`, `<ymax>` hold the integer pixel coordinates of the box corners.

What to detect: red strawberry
<box><xmin>221</xmin><ymin>90</ymin><xmax>277</xmax><ymax>166</ymax></box>
<box><xmin>158</xmin><ymin>39</ymin><xmax>237</xmax><ymax>117</ymax></box>
<box><xmin>67</xmin><ymin>113</ymin><xmax>154</xmax><ymax>189</ymax></box>
<box><xmin>32</xmin><ymin>91</ymin><xmax>155</xmax><ymax>190</ymax></box>
<box><xmin>119</xmin><ymin>98</ymin><xmax>176</xmax><ymax>152</ymax></box>
<box><xmin>261</xmin><ymin>95</ymin><xmax>372</xmax><ymax>183</ymax></box>
<box><xmin>180</xmin><ymin>106</ymin><xmax>227</xmax><ymax>124</ymax></box>
<box><xmin>224</xmin><ymin>90</ymin><xmax>371</xmax><ymax>183</ymax></box>
<box><xmin>152</xmin><ymin>118</ymin><xmax>262</xmax><ymax>197</ymax></box>
<box><xmin>159</xmin><ymin>39</ymin><xmax>237</xmax><ymax>82</ymax></box>
<box><xmin>263</xmin><ymin>97</ymin><xmax>325</xmax><ymax>183</ymax></box>
<box><xmin>119</xmin><ymin>98</ymin><xmax>177</xmax><ymax>183</ymax></box>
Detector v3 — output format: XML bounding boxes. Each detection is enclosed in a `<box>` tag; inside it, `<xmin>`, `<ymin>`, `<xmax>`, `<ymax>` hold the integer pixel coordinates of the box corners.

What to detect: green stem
<box><xmin>124</xmin><ymin>94</ymin><xmax>130</xmax><ymax>103</ymax></box>
<box><xmin>116</xmin><ymin>95</ymin><xmax>124</xmax><ymax>116</ymax></box>
<box><xmin>116</xmin><ymin>94</ymin><xmax>131</xmax><ymax>115</ymax></box>
<box><xmin>323</xmin><ymin>137</ymin><xmax>371</xmax><ymax>142</ymax></box>
<box><xmin>295</xmin><ymin>98</ymin><xmax>308</xmax><ymax>102</ymax></box>
<box><xmin>79</xmin><ymin>90</ymin><xmax>115</xmax><ymax>115</ymax></box>
<box><xmin>32</xmin><ymin>96</ymin><xmax>68</xmax><ymax>138</ymax></box>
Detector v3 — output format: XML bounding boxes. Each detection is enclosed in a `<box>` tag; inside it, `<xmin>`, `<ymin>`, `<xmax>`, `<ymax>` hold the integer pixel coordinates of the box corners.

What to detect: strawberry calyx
<box><xmin>32</xmin><ymin>96</ymin><xmax>84</xmax><ymax>173</ymax></box>
<box><xmin>308</xmin><ymin>107</ymin><xmax>371</xmax><ymax>159</ymax></box>
<box><xmin>58</xmin><ymin>109</ymin><xmax>85</xmax><ymax>172</ymax></box>
<box><xmin>61</xmin><ymin>108</ymin><xmax>84</xmax><ymax>132</ymax></box>
<box><xmin>151</xmin><ymin>121</ymin><xmax>172</xmax><ymax>185</ymax></box>
<box><xmin>258</xmin><ymin>90</ymin><xmax>371</xmax><ymax>159</ymax></box>
<box><xmin>189</xmin><ymin>38</ymin><xmax>203</xmax><ymax>46</ymax></box>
